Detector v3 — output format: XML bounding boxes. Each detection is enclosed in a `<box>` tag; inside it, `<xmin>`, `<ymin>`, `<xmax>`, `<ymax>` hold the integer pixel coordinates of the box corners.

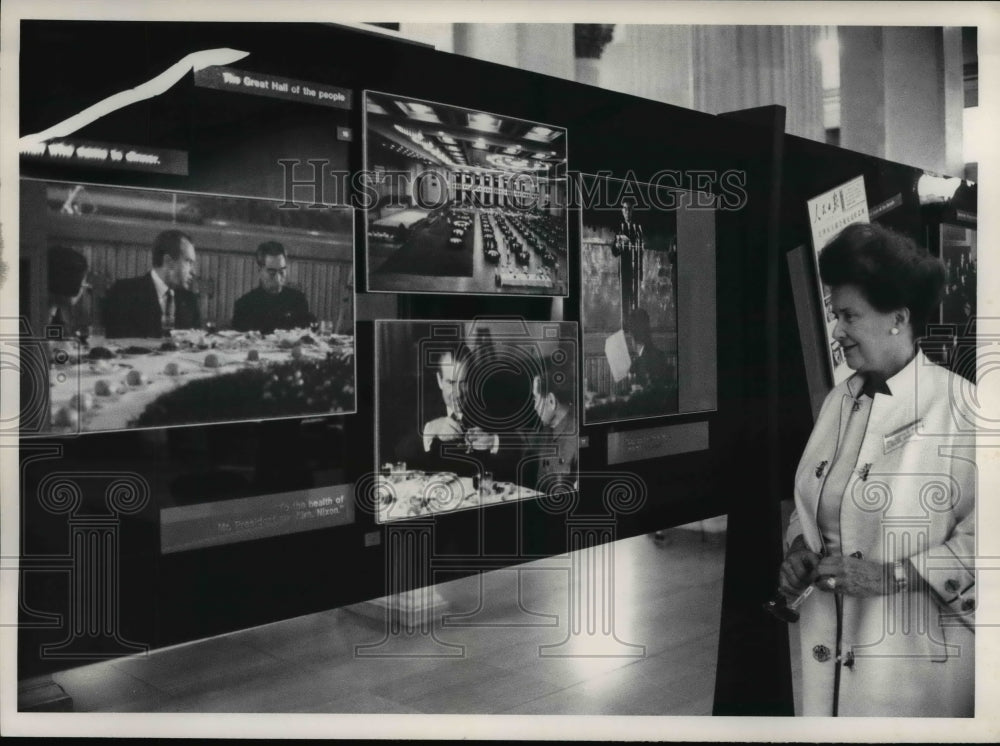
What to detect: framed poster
<box><xmin>805</xmin><ymin>175</ymin><xmax>870</xmax><ymax>385</ymax></box>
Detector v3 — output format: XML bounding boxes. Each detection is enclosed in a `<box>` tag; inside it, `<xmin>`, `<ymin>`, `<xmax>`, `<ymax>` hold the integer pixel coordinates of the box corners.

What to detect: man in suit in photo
<box><xmin>627</xmin><ymin>307</ymin><xmax>669</xmax><ymax>390</ymax></box>
<box><xmin>103</xmin><ymin>229</ymin><xmax>201</xmax><ymax>338</ymax></box>
<box><xmin>395</xmin><ymin>345</ymin><xmax>522</xmax><ymax>484</ymax></box>
<box><xmin>612</xmin><ymin>196</ymin><xmax>644</xmax><ymax>328</ymax></box>
<box><xmin>528</xmin><ymin>353</ymin><xmax>579</xmax><ymax>495</ymax></box>
<box><xmin>232</xmin><ymin>241</ymin><xmax>314</xmax><ymax>334</ymax></box>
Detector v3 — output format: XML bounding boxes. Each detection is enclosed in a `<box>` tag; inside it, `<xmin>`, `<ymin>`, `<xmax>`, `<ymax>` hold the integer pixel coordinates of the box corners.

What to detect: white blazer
<box><xmin>786</xmin><ymin>350</ymin><xmax>976</xmax><ymax>716</ymax></box>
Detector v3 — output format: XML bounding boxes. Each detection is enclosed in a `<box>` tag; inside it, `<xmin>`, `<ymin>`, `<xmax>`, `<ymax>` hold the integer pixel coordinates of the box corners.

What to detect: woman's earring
<box><xmin>890</xmin><ymin>327</ymin><xmax>899</xmax><ymax>335</ymax></box>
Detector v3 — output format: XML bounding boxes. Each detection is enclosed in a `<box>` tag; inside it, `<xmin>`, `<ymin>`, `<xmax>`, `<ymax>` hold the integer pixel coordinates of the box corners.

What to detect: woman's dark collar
<box><xmin>861</xmin><ymin>375</ymin><xmax>892</xmax><ymax>398</ymax></box>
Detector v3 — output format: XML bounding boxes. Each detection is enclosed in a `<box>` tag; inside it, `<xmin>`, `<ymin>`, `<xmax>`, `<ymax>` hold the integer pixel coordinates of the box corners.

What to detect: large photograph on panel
<box><xmin>375</xmin><ymin>320</ymin><xmax>578</xmax><ymax>522</ymax></box>
<box><xmin>363</xmin><ymin>91</ymin><xmax>569</xmax><ymax>296</ymax></box>
<box><xmin>580</xmin><ymin>174</ymin><xmax>680</xmax><ymax>425</ymax></box>
<box><xmin>21</xmin><ymin>179</ymin><xmax>355</xmax><ymax>434</ymax></box>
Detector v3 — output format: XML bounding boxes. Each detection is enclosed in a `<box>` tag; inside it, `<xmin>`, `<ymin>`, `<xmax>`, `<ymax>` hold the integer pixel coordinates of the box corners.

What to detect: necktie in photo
<box><xmin>163</xmin><ymin>289</ymin><xmax>175</xmax><ymax>332</ymax></box>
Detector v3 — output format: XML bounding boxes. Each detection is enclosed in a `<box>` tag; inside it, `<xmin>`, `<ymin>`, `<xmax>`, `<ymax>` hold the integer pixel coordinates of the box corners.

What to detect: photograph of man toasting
<box><xmin>395</xmin><ymin>342</ymin><xmax>523</xmax><ymax>485</ymax></box>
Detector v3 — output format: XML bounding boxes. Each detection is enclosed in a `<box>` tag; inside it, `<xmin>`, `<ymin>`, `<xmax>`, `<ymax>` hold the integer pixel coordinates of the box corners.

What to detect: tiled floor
<box><xmin>47</xmin><ymin>525</ymin><xmax>729</xmax><ymax>714</ymax></box>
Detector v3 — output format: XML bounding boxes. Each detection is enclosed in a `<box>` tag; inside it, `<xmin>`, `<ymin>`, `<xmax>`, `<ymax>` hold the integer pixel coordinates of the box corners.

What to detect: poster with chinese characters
<box><xmin>806</xmin><ymin>175</ymin><xmax>870</xmax><ymax>385</ymax></box>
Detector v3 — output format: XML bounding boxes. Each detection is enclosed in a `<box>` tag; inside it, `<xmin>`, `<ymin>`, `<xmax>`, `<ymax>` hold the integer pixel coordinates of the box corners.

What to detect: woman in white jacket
<box><xmin>779</xmin><ymin>223</ymin><xmax>975</xmax><ymax>717</ymax></box>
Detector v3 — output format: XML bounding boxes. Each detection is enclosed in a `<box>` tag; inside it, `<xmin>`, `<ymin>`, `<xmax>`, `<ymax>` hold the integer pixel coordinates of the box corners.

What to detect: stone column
<box><xmin>455</xmin><ymin>24</ymin><xmax>575</xmax><ymax>80</ymax></box>
<box><xmin>592</xmin><ymin>25</ymin><xmax>695</xmax><ymax>109</ymax></box>
<box><xmin>518</xmin><ymin>24</ymin><xmax>575</xmax><ymax>80</ymax></box>
<box><xmin>574</xmin><ymin>24</ymin><xmax>616</xmax><ymax>87</ymax></box>
<box><xmin>839</xmin><ymin>26</ymin><xmax>964</xmax><ymax>176</ymax></box>
<box><xmin>453</xmin><ymin>23</ymin><xmax>520</xmax><ymax>68</ymax></box>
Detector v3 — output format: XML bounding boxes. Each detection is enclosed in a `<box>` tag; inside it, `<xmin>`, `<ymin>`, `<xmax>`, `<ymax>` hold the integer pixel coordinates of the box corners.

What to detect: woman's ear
<box><xmin>894</xmin><ymin>307</ymin><xmax>911</xmax><ymax>329</ymax></box>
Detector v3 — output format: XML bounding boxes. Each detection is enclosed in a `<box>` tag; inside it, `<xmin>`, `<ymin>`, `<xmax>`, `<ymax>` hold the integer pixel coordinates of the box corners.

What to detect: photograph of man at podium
<box><xmin>580</xmin><ymin>175</ymin><xmax>680</xmax><ymax>425</ymax></box>
<box><xmin>612</xmin><ymin>197</ymin><xmax>644</xmax><ymax>328</ymax></box>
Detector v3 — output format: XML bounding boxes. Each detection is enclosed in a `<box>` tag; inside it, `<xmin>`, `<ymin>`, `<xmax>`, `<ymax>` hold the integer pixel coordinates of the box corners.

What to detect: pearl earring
<box><xmin>890</xmin><ymin>327</ymin><xmax>899</xmax><ymax>335</ymax></box>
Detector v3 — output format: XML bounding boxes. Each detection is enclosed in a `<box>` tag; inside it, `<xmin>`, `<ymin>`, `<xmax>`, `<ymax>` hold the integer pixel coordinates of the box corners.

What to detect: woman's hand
<box><xmin>816</xmin><ymin>555</ymin><xmax>887</xmax><ymax>597</ymax></box>
<box><xmin>779</xmin><ymin>535</ymin><xmax>821</xmax><ymax>598</ymax></box>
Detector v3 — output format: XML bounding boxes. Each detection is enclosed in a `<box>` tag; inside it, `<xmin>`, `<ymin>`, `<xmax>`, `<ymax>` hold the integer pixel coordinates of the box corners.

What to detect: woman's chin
<box><xmin>841</xmin><ymin>347</ymin><xmax>860</xmax><ymax>369</ymax></box>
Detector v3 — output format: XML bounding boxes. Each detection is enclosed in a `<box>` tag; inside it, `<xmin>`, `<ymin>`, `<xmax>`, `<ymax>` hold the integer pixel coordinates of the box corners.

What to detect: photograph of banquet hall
<box><xmin>580</xmin><ymin>174</ymin><xmax>681</xmax><ymax>425</ymax></box>
<box><xmin>20</xmin><ymin>179</ymin><xmax>356</xmax><ymax>434</ymax></box>
<box><xmin>363</xmin><ymin>90</ymin><xmax>569</xmax><ymax>296</ymax></box>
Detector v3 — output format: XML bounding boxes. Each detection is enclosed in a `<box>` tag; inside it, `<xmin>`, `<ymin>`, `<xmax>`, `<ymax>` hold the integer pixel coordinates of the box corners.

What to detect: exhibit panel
<box><xmin>14</xmin><ymin>21</ymin><xmax>785</xmax><ymax>712</ymax></box>
<box><xmin>17</xmin><ymin>21</ymin><xmax>374</xmax><ymax>678</ymax></box>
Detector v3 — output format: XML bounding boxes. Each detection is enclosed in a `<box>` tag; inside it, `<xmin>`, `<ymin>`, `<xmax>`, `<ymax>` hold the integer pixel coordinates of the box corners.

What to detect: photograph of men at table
<box><xmin>103</xmin><ymin>229</ymin><xmax>202</xmax><ymax>338</ymax></box>
<box><xmin>20</xmin><ymin>179</ymin><xmax>358</xmax><ymax>434</ymax></box>
<box><xmin>232</xmin><ymin>241</ymin><xmax>315</xmax><ymax>334</ymax></box>
<box><xmin>377</xmin><ymin>321</ymin><xmax>578</xmax><ymax>493</ymax></box>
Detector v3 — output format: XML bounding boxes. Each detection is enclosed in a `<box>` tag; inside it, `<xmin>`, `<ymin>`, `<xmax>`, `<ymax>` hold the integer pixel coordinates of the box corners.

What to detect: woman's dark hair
<box><xmin>819</xmin><ymin>222</ymin><xmax>946</xmax><ymax>337</ymax></box>
<box><xmin>47</xmin><ymin>245</ymin><xmax>88</xmax><ymax>298</ymax></box>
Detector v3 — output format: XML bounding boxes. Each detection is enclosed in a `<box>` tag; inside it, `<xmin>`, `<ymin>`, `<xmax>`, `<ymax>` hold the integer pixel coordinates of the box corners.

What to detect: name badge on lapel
<box><xmin>883</xmin><ymin>419</ymin><xmax>922</xmax><ymax>455</ymax></box>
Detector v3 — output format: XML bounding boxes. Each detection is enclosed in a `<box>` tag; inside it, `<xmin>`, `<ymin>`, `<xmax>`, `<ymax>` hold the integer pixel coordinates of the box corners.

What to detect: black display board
<box><xmin>16</xmin><ymin>21</ymin><xmax>785</xmax><ymax>713</ymax></box>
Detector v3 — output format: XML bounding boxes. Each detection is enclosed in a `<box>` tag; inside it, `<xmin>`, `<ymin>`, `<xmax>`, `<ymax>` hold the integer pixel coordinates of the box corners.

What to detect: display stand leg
<box><xmin>352</xmin><ymin>520</ymin><xmax>464</xmax><ymax>657</ymax></box>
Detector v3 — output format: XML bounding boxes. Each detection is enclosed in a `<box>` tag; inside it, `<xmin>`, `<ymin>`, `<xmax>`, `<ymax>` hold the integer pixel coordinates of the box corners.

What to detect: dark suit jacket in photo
<box><xmin>612</xmin><ymin>220</ymin><xmax>644</xmax><ymax>319</ymax></box>
<box><xmin>231</xmin><ymin>286</ymin><xmax>314</xmax><ymax>334</ymax></box>
<box><xmin>103</xmin><ymin>274</ymin><xmax>201</xmax><ymax>338</ymax></box>
<box><xmin>630</xmin><ymin>341</ymin><xmax>670</xmax><ymax>389</ymax></box>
